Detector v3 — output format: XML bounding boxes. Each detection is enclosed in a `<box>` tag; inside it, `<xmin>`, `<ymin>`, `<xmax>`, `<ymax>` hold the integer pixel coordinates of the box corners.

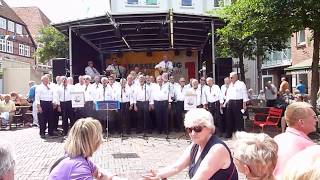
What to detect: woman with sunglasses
<box><xmin>142</xmin><ymin>108</ymin><xmax>238</xmax><ymax>180</ymax></box>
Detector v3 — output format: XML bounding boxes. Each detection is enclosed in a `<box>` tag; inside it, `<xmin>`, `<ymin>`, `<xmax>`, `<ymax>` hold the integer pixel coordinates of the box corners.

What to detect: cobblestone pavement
<box><xmin>2</xmin><ymin>126</ymin><xmax>319</xmax><ymax>180</ymax></box>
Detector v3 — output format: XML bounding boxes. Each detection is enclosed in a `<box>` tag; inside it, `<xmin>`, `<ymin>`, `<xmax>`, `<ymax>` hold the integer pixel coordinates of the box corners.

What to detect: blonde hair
<box><xmin>64</xmin><ymin>118</ymin><xmax>103</xmax><ymax>158</ymax></box>
<box><xmin>184</xmin><ymin>108</ymin><xmax>214</xmax><ymax>130</ymax></box>
<box><xmin>284</xmin><ymin>102</ymin><xmax>312</xmax><ymax>126</ymax></box>
<box><xmin>282</xmin><ymin>146</ymin><xmax>320</xmax><ymax>180</ymax></box>
<box><xmin>233</xmin><ymin>132</ymin><xmax>278</xmax><ymax>180</ymax></box>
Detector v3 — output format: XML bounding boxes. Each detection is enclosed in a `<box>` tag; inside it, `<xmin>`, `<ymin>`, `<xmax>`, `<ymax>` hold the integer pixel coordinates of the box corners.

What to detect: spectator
<box><xmin>27</xmin><ymin>81</ymin><xmax>38</xmax><ymax>126</ymax></box>
<box><xmin>233</xmin><ymin>132</ymin><xmax>278</xmax><ymax>180</ymax></box>
<box><xmin>296</xmin><ymin>80</ymin><xmax>306</xmax><ymax>95</ymax></box>
<box><xmin>142</xmin><ymin>108</ymin><xmax>238</xmax><ymax>180</ymax></box>
<box><xmin>273</xmin><ymin>102</ymin><xmax>318</xmax><ymax>177</ymax></box>
<box><xmin>279</xmin><ymin>77</ymin><xmax>289</xmax><ymax>95</ymax></box>
<box><xmin>49</xmin><ymin>118</ymin><xmax>118</xmax><ymax>180</ymax></box>
<box><xmin>282</xmin><ymin>145</ymin><xmax>320</xmax><ymax>180</ymax></box>
<box><xmin>265</xmin><ymin>81</ymin><xmax>278</xmax><ymax>107</ymax></box>
<box><xmin>0</xmin><ymin>95</ymin><xmax>16</xmax><ymax>130</ymax></box>
<box><xmin>0</xmin><ymin>141</ymin><xmax>15</xmax><ymax>180</ymax></box>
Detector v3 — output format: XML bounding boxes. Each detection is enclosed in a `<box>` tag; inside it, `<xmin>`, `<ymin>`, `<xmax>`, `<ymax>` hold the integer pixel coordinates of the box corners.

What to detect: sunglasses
<box><xmin>185</xmin><ymin>126</ymin><xmax>204</xmax><ymax>133</ymax></box>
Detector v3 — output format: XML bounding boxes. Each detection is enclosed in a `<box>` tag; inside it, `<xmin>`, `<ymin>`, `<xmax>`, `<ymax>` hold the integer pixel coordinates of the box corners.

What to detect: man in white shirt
<box><xmin>85</xmin><ymin>61</ymin><xmax>100</xmax><ymax>80</ymax></box>
<box><xmin>35</xmin><ymin>75</ymin><xmax>57</xmax><ymax>138</ymax></box>
<box><xmin>0</xmin><ymin>94</ymin><xmax>16</xmax><ymax>130</ymax></box>
<box><xmin>186</xmin><ymin>79</ymin><xmax>207</xmax><ymax>108</ymax></box>
<box><xmin>225</xmin><ymin>72</ymin><xmax>249</xmax><ymax>138</ymax></box>
<box><xmin>205</xmin><ymin>77</ymin><xmax>224</xmax><ymax>136</ymax></box>
<box><xmin>199</xmin><ymin>76</ymin><xmax>208</xmax><ymax>108</ymax></box>
<box><xmin>151</xmin><ymin>75</ymin><xmax>171</xmax><ymax>134</ymax></box>
<box><xmin>133</xmin><ymin>75</ymin><xmax>152</xmax><ymax>134</ymax></box>
<box><xmin>56</xmin><ymin>76</ymin><xmax>75</xmax><ymax>135</ymax></box>
<box><xmin>106</xmin><ymin>58</ymin><xmax>126</xmax><ymax>80</ymax></box>
<box><xmin>173</xmin><ymin>77</ymin><xmax>187</xmax><ymax>131</ymax></box>
<box><xmin>155</xmin><ymin>54</ymin><xmax>173</xmax><ymax>75</ymax></box>
<box><xmin>221</xmin><ymin>76</ymin><xmax>230</xmax><ymax>135</ymax></box>
<box><xmin>82</xmin><ymin>75</ymin><xmax>95</xmax><ymax>118</ymax></box>
<box><xmin>118</xmin><ymin>78</ymin><xmax>133</xmax><ymax>135</ymax></box>
<box><xmin>168</xmin><ymin>75</ymin><xmax>178</xmax><ymax>131</ymax></box>
<box><xmin>265</xmin><ymin>81</ymin><xmax>278</xmax><ymax>107</ymax></box>
<box><xmin>74</xmin><ymin>75</ymin><xmax>85</xmax><ymax>89</ymax></box>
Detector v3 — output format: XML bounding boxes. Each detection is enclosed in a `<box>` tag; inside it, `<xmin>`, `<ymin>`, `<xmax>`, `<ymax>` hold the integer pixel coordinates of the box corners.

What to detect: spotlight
<box><xmin>136</xmin><ymin>24</ymin><xmax>141</xmax><ymax>32</ymax></box>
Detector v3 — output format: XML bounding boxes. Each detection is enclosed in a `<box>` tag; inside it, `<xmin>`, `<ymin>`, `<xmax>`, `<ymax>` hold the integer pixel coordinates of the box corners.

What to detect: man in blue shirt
<box><xmin>27</xmin><ymin>81</ymin><xmax>38</xmax><ymax>126</ymax></box>
<box><xmin>296</xmin><ymin>80</ymin><xmax>306</xmax><ymax>95</ymax></box>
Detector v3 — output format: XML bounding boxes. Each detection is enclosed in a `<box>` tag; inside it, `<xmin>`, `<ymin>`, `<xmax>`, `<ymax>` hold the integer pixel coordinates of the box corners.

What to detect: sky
<box><xmin>7</xmin><ymin>0</ymin><xmax>110</xmax><ymax>23</ymax></box>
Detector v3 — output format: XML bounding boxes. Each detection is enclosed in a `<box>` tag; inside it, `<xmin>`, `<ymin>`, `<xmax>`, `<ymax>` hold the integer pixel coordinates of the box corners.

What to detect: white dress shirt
<box><xmin>205</xmin><ymin>85</ymin><xmax>224</xmax><ymax>103</ymax></box>
<box><xmin>174</xmin><ymin>85</ymin><xmax>188</xmax><ymax>101</ymax></box>
<box><xmin>82</xmin><ymin>83</ymin><xmax>95</xmax><ymax>102</ymax></box>
<box><xmin>85</xmin><ymin>66</ymin><xmax>100</xmax><ymax>79</ymax></box>
<box><xmin>57</xmin><ymin>85</ymin><xmax>74</xmax><ymax>103</ymax></box>
<box><xmin>185</xmin><ymin>87</ymin><xmax>207</xmax><ymax>106</ymax></box>
<box><xmin>151</xmin><ymin>83</ymin><xmax>170</xmax><ymax>102</ymax></box>
<box><xmin>133</xmin><ymin>83</ymin><xmax>152</xmax><ymax>103</ymax></box>
<box><xmin>97</xmin><ymin>84</ymin><xmax>120</xmax><ymax>101</ymax></box>
<box><xmin>221</xmin><ymin>84</ymin><xmax>228</xmax><ymax>100</ymax></box>
<box><xmin>225</xmin><ymin>80</ymin><xmax>249</xmax><ymax>102</ymax></box>
<box><xmin>35</xmin><ymin>83</ymin><xmax>54</xmax><ymax>105</ymax></box>
<box><xmin>155</xmin><ymin>60</ymin><xmax>173</xmax><ymax>72</ymax></box>
<box><xmin>120</xmin><ymin>84</ymin><xmax>134</xmax><ymax>103</ymax></box>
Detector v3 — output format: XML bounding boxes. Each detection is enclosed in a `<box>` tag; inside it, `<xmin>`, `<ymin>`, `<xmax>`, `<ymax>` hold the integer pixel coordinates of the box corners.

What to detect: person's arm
<box><xmin>143</xmin><ymin>145</ymin><xmax>192</xmax><ymax>179</ymax></box>
<box><xmin>191</xmin><ymin>144</ymin><xmax>230</xmax><ymax>180</ymax></box>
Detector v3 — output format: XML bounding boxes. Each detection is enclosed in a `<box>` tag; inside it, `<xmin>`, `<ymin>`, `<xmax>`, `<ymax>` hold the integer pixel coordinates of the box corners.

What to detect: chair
<box><xmin>11</xmin><ymin>108</ymin><xmax>23</xmax><ymax>129</ymax></box>
<box><xmin>253</xmin><ymin>107</ymin><xmax>283</xmax><ymax>132</ymax></box>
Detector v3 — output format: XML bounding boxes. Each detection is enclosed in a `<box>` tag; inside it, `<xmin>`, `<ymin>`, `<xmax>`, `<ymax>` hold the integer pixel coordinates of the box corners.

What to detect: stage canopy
<box><xmin>53</xmin><ymin>11</ymin><xmax>223</xmax><ymax>53</ymax></box>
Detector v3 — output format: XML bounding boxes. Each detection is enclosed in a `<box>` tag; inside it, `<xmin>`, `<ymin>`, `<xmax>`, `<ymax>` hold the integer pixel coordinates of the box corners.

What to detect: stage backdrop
<box><xmin>105</xmin><ymin>50</ymin><xmax>198</xmax><ymax>81</ymax></box>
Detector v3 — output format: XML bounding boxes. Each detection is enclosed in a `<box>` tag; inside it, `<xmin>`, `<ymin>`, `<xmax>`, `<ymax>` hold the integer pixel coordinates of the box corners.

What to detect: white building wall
<box><xmin>110</xmin><ymin>0</ymin><xmax>231</xmax><ymax>14</ymax></box>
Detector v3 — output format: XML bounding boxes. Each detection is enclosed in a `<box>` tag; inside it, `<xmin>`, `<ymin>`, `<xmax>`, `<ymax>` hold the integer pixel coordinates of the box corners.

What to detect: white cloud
<box><xmin>7</xmin><ymin>0</ymin><xmax>110</xmax><ymax>23</ymax></box>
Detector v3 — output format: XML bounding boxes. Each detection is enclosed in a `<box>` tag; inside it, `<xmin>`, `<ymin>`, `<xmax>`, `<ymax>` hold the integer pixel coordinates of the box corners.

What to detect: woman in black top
<box><xmin>142</xmin><ymin>108</ymin><xmax>238</xmax><ymax>180</ymax></box>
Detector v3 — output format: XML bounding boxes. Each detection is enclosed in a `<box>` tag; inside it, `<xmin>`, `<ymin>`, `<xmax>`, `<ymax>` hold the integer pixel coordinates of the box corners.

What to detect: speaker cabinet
<box><xmin>215</xmin><ymin>58</ymin><xmax>232</xmax><ymax>86</ymax></box>
<box><xmin>52</xmin><ymin>58</ymin><xmax>69</xmax><ymax>82</ymax></box>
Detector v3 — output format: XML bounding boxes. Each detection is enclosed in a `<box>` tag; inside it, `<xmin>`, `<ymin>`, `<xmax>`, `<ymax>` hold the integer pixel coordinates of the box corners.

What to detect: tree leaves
<box><xmin>35</xmin><ymin>26</ymin><xmax>68</xmax><ymax>63</ymax></box>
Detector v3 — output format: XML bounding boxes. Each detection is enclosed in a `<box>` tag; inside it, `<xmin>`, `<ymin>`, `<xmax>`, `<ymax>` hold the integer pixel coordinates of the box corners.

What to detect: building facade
<box><xmin>0</xmin><ymin>0</ymin><xmax>36</xmax><ymax>94</ymax></box>
<box><xmin>285</xmin><ymin>29</ymin><xmax>314</xmax><ymax>94</ymax></box>
<box><xmin>109</xmin><ymin>0</ymin><xmax>231</xmax><ymax>14</ymax></box>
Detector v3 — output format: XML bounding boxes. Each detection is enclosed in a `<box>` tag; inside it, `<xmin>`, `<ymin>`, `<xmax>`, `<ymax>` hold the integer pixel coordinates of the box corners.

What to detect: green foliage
<box><xmin>35</xmin><ymin>26</ymin><xmax>68</xmax><ymax>63</ymax></box>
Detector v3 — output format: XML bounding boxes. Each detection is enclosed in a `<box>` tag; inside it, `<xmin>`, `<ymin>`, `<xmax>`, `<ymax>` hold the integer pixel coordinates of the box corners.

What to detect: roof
<box><xmin>53</xmin><ymin>11</ymin><xmax>223</xmax><ymax>53</ymax></box>
<box><xmin>0</xmin><ymin>0</ymin><xmax>25</xmax><ymax>25</ymax></box>
<box><xmin>284</xmin><ymin>58</ymin><xmax>320</xmax><ymax>71</ymax></box>
<box><xmin>12</xmin><ymin>6</ymin><xmax>51</xmax><ymax>42</ymax></box>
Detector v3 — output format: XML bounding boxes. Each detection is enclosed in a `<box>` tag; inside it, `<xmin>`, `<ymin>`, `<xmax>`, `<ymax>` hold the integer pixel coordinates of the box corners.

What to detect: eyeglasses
<box><xmin>185</xmin><ymin>126</ymin><xmax>204</xmax><ymax>133</ymax></box>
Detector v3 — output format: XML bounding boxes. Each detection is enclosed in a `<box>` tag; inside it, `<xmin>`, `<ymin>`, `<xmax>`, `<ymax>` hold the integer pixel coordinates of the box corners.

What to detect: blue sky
<box><xmin>7</xmin><ymin>0</ymin><xmax>110</xmax><ymax>23</ymax></box>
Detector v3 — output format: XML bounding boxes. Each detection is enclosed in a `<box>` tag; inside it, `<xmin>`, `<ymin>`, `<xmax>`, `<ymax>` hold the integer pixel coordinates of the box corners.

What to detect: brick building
<box><xmin>285</xmin><ymin>29</ymin><xmax>314</xmax><ymax>94</ymax></box>
<box><xmin>0</xmin><ymin>0</ymin><xmax>37</xmax><ymax>94</ymax></box>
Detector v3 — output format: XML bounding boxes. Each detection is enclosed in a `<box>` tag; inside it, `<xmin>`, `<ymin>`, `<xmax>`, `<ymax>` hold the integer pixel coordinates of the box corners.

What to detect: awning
<box><xmin>284</xmin><ymin>58</ymin><xmax>320</xmax><ymax>71</ymax></box>
<box><xmin>53</xmin><ymin>11</ymin><xmax>223</xmax><ymax>53</ymax></box>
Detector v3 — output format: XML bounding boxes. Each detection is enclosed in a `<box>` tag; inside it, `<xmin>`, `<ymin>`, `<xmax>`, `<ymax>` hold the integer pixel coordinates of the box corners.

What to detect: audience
<box><xmin>142</xmin><ymin>108</ymin><xmax>238</xmax><ymax>180</ymax></box>
<box><xmin>0</xmin><ymin>95</ymin><xmax>16</xmax><ymax>129</ymax></box>
<box><xmin>0</xmin><ymin>141</ymin><xmax>15</xmax><ymax>180</ymax></box>
<box><xmin>233</xmin><ymin>132</ymin><xmax>278</xmax><ymax>180</ymax></box>
<box><xmin>273</xmin><ymin>102</ymin><xmax>318</xmax><ymax>177</ymax></box>
<box><xmin>48</xmin><ymin>118</ymin><xmax>117</xmax><ymax>180</ymax></box>
<box><xmin>282</xmin><ymin>145</ymin><xmax>320</xmax><ymax>180</ymax></box>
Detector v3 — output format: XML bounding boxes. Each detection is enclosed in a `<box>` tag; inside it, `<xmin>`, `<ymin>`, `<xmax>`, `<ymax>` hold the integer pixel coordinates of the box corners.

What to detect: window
<box><xmin>146</xmin><ymin>0</ymin><xmax>157</xmax><ymax>5</ymax></box>
<box><xmin>182</xmin><ymin>0</ymin><xmax>192</xmax><ymax>6</ymax></box>
<box><xmin>127</xmin><ymin>0</ymin><xmax>138</xmax><ymax>4</ymax></box>
<box><xmin>7</xmin><ymin>20</ymin><xmax>14</xmax><ymax>32</ymax></box>
<box><xmin>19</xmin><ymin>44</ymin><xmax>24</xmax><ymax>55</ymax></box>
<box><xmin>0</xmin><ymin>39</ymin><xmax>6</xmax><ymax>52</ymax></box>
<box><xmin>6</xmin><ymin>40</ymin><xmax>13</xmax><ymax>53</ymax></box>
<box><xmin>24</xmin><ymin>45</ymin><xmax>30</xmax><ymax>57</ymax></box>
<box><xmin>297</xmin><ymin>30</ymin><xmax>306</xmax><ymax>45</ymax></box>
<box><xmin>16</xmin><ymin>24</ymin><xmax>22</xmax><ymax>35</ymax></box>
<box><xmin>0</xmin><ymin>17</ymin><xmax>6</xmax><ymax>29</ymax></box>
<box><xmin>214</xmin><ymin>0</ymin><xmax>221</xmax><ymax>7</ymax></box>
